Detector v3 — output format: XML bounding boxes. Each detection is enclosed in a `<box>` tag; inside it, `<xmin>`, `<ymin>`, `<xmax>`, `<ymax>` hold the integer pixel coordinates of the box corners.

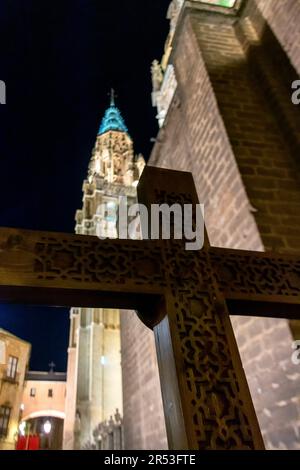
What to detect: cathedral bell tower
<box><xmin>63</xmin><ymin>93</ymin><xmax>145</xmax><ymax>450</ymax></box>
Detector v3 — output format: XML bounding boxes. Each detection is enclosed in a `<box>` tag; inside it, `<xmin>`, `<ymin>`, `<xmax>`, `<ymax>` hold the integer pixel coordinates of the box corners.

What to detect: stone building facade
<box><xmin>141</xmin><ymin>0</ymin><xmax>300</xmax><ymax>449</ymax></box>
<box><xmin>21</xmin><ymin>370</ymin><xmax>67</xmax><ymax>450</ymax></box>
<box><xmin>82</xmin><ymin>409</ymin><xmax>124</xmax><ymax>450</ymax></box>
<box><xmin>22</xmin><ymin>371</ymin><xmax>66</xmax><ymax>423</ymax></box>
<box><xmin>0</xmin><ymin>329</ymin><xmax>31</xmax><ymax>450</ymax></box>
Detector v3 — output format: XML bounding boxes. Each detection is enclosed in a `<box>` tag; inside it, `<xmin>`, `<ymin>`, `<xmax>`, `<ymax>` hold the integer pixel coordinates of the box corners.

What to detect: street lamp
<box><xmin>19</xmin><ymin>421</ymin><xmax>26</xmax><ymax>436</ymax></box>
<box><xmin>43</xmin><ymin>420</ymin><xmax>52</xmax><ymax>435</ymax></box>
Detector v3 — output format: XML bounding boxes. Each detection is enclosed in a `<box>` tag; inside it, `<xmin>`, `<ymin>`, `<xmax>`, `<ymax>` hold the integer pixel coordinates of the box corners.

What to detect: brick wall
<box><xmin>191</xmin><ymin>10</ymin><xmax>300</xmax><ymax>254</ymax></box>
<box><xmin>120</xmin><ymin>311</ymin><xmax>168</xmax><ymax>450</ymax></box>
<box><xmin>149</xmin><ymin>1</ymin><xmax>300</xmax><ymax>449</ymax></box>
<box><xmin>254</xmin><ymin>0</ymin><xmax>300</xmax><ymax>75</ymax></box>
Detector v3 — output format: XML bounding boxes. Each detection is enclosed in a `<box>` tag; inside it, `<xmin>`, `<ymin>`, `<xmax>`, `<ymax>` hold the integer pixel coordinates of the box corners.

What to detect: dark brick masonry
<box><xmin>147</xmin><ymin>0</ymin><xmax>300</xmax><ymax>450</ymax></box>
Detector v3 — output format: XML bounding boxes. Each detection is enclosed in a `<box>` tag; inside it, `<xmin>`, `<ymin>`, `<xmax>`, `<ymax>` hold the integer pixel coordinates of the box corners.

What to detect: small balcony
<box><xmin>1</xmin><ymin>371</ymin><xmax>19</xmax><ymax>386</ymax></box>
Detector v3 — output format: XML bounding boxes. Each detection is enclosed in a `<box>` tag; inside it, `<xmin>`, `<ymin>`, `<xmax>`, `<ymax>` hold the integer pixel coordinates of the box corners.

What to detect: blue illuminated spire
<box><xmin>98</xmin><ymin>89</ymin><xmax>129</xmax><ymax>135</ymax></box>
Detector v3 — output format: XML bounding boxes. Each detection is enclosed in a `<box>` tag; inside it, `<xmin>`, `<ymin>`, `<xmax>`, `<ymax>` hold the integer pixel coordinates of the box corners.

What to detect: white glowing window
<box><xmin>101</xmin><ymin>355</ymin><xmax>106</xmax><ymax>365</ymax></box>
<box><xmin>105</xmin><ymin>201</ymin><xmax>117</xmax><ymax>222</ymax></box>
<box><xmin>0</xmin><ymin>340</ymin><xmax>5</xmax><ymax>364</ymax></box>
<box><xmin>200</xmin><ymin>0</ymin><xmax>236</xmax><ymax>6</ymax></box>
<box><xmin>95</xmin><ymin>160</ymin><xmax>101</xmax><ymax>173</ymax></box>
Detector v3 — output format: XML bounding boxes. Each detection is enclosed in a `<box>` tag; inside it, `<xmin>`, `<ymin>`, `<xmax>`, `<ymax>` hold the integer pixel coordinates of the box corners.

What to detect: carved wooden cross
<box><xmin>0</xmin><ymin>167</ymin><xmax>300</xmax><ymax>450</ymax></box>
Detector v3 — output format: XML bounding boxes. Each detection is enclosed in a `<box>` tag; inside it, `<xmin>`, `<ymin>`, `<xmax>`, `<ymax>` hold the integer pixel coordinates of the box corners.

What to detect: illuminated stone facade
<box><xmin>22</xmin><ymin>371</ymin><xmax>66</xmax><ymax>423</ymax></box>
<box><xmin>20</xmin><ymin>371</ymin><xmax>66</xmax><ymax>450</ymax></box>
<box><xmin>0</xmin><ymin>329</ymin><xmax>31</xmax><ymax>450</ymax></box>
<box><xmin>63</xmin><ymin>98</ymin><xmax>148</xmax><ymax>450</ymax></box>
<box><xmin>151</xmin><ymin>1</ymin><xmax>238</xmax><ymax>127</ymax></box>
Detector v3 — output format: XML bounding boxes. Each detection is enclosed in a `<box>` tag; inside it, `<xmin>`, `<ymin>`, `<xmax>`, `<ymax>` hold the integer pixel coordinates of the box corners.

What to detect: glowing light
<box><xmin>95</xmin><ymin>160</ymin><xmax>101</xmax><ymax>173</ymax></box>
<box><xmin>201</xmin><ymin>0</ymin><xmax>236</xmax><ymax>6</ymax></box>
<box><xmin>43</xmin><ymin>420</ymin><xmax>52</xmax><ymax>434</ymax></box>
<box><xmin>19</xmin><ymin>421</ymin><xmax>26</xmax><ymax>436</ymax></box>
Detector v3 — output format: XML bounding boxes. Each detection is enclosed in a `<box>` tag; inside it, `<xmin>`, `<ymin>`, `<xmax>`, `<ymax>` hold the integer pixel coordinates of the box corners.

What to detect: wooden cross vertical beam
<box><xmin>137</xmin><ymin>166</ymin><xmax>264</xmax><ymax>450</ymax></box>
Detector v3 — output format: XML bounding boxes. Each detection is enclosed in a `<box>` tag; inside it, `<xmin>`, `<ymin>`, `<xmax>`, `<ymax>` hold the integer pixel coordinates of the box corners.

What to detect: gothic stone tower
<box><xmin>145</xmin><ymin>0</ymin><xmax>300</xmax><ymax>449</ymax></box>
<box><xmin>63</xmin><ymin>96</ymin><xmax>145</xmax><ymax>449</ymax></box>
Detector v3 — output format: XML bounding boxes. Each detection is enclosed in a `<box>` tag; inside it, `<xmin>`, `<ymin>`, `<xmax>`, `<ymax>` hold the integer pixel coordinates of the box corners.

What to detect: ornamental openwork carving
<box><xmin>156</xmin><ymin>239</ymin><xmax>255</xmax><ymax>449</ymax></box>
<box><xmin>0</xmin><ymin>232</ymin><xmax>165</xmax><ymax>288</ymax></box>
<box><xmin>210</xmin><ymin>250</ymin><xmax>300</xmax><ymax>298</ymax></box>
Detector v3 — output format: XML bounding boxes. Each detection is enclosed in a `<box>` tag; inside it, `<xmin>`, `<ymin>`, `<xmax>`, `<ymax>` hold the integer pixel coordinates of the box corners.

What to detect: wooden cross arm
<box><xmin>0</xmin><ymin>227</ymin><xmax>164</xmax><ymax>310</ymax></box>
<box><xmin>210</xmin><ymin>247</ymin><xmax>300</xmax><ymax>319</ymax></box>
<box><xmin>0</xmin><ymin>226</ymin><xmax>300</xmax><ymax>321</ymax></box>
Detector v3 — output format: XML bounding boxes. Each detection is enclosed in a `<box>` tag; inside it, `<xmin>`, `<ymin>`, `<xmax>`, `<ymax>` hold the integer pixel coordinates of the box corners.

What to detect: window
<box><xmin>0</xmin><ymin>406</ymin><xmax>11</xmax><ymax>437</ymax></box>
<box><xmin>30</xmin><ymin>388</ymin><xmax>36</xmax><ymax>397</ymax></box>
<box><xmin>48</xmin><ymin>389</ymin><xmax>53</xmax><ymax>398</ymax></box>
<box><xmin>0</xmin><ymin>340</ymin><xmax>5</xmax><ymax>364</ymax></box>
<box><xmin>6</xmin><ymin>356</ymin><xmax>18</xmax><ymax>380</ymax></box>
<box><xmin>200</xmin><ymin>0</ymin><xmax>236</xmax><ymax>6</ymax></box>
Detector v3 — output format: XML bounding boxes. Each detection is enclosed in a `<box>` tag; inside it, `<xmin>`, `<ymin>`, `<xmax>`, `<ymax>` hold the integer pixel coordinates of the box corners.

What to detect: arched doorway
<box><xmin>18</xmin><ymin>411</ymin><xmax>65</xmax><ymax>450</ymax></box>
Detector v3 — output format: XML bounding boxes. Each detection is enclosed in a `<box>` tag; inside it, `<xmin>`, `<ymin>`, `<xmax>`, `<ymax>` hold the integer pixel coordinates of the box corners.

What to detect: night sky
<box><xmin>0</xmin><ymin>0</ymin><xmax>170</xmax><ymax>371</ymax></box>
